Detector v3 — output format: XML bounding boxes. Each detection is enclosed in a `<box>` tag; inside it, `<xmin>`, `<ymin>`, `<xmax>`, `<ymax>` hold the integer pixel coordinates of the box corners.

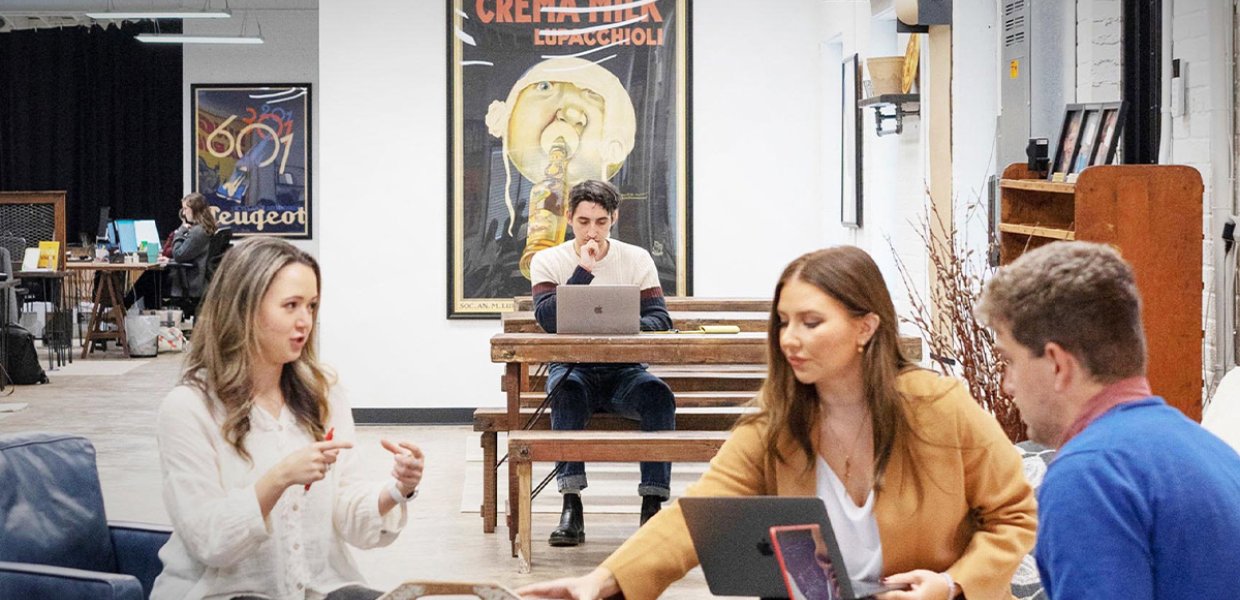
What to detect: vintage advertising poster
<box><xmin>192</xmin><ymin>84</ymin><xmax>312</xmax><ymax>238</ymax></box>
<box><xmin>449</xmin><ymin>0</ymin><xmax>691</xmax><ymax>318</ymax></box>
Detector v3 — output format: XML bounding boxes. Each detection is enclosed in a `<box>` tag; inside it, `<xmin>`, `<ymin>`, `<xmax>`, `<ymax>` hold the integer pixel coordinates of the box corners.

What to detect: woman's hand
<box><xmin>255</xmin><ymin>439</ymin><xmax>353</xmax><ymax>516</ymax></box>
<box><xmin>517</xmin><ymin>567</ymin><xmax>619</xmax><ymax>599</ymax></box>
<box><xmin>276</xmin><ymin>439</ymin><xmax>354</xmax><ymax>488</ymax></box>
<box><xmin>877</xmin><ymin>569</ymin><xmax>955</xmax><ymax>600</ymax></box>
<box><xmin>381</xmin><ymin>439</ymin><xmax>424</xmax><ymax>496</ymax></box>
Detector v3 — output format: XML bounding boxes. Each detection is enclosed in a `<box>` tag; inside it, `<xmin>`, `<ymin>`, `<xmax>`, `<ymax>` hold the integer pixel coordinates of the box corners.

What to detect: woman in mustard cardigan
<box><xmin>518</xmin><ymin>246</ymin><xmax>1036</xmax><ymax>600</ymax></box>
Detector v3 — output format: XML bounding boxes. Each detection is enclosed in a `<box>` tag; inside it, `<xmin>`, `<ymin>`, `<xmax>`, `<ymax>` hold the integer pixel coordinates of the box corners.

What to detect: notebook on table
<box><xmin>555</xmin><ymin>284</ymin><xmax>640</xmax><ymax>335</ymax></box>
<box><xmin>680</xmin><ymin>496</ymin><xmax>907</xmax><ymax>599</ymax></box>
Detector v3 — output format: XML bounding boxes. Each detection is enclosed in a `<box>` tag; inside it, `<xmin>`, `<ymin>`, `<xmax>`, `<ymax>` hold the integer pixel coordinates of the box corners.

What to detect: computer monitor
<box><xmin>133</xmin><ymin>219</ymin><xmax>160</xmax><ymax>253</ymax></box>
<box><xmin>113</xmin><ymin>219</ymin><xmax>138</xmax><ymax>254</ymax></box>
<box><xmin>95</xmin><ymin>207</ymin><xmax>111</xmax><ymax>241</ymax></box>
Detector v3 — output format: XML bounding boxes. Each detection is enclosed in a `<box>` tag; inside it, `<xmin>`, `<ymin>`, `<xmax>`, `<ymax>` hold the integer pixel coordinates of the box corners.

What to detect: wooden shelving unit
<box><xmin>999</xmin><ymin>163</ymin><xmax>1205</xmax><ymax>421</ymax></box>
<box><xmin>997</xmin><ymin>223</ymin><xmax>1075</xmax><ymax>240</ymax></box>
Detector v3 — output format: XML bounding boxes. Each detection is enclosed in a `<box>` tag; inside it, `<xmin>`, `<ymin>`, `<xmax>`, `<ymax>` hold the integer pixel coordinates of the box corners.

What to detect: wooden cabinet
<box><xmin>998</xmin><ymin>163</ymin><xmax>1204</xmax><ymax>420</ymax></box>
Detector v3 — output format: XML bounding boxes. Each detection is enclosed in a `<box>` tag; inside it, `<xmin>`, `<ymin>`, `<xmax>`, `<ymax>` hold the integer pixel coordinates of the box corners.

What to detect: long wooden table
<box><xmin>512</xmin><ymin>295</ymin><xmax>771</xmax><ymax>312</ymax></box>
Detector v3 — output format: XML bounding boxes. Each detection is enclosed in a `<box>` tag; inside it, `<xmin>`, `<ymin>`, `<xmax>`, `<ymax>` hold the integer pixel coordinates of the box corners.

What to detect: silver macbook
<box><xmin>555</xmin><ymin>284</ymin><xmax>640</xmax><ymax>334</ymax></box>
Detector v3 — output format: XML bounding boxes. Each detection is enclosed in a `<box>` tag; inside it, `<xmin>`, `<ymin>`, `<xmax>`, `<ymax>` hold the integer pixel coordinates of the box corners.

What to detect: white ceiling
<box><xmin>0</xmin><ymin>0</ymin><xmax>316</xmax><ymax>31</ymax></box>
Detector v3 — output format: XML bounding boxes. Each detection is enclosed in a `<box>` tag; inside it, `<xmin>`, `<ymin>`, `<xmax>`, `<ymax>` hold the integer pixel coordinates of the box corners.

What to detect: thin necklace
<box><xmin>825</xmin><ymin>413</ymin><xmax>869</xmax><ymax>484</ymax></box>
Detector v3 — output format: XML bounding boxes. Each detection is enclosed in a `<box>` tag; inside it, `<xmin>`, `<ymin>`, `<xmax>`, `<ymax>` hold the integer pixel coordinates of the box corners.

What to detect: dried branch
<box><xmin>890</xmin><ymin>195</ymin><xmax>1027</xmax><ymax>443</ymax></box>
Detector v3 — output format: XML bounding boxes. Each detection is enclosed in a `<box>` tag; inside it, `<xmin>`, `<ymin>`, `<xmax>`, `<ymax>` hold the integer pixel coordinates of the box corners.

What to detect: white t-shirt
<box><xmin>529</xmin><ymin>238</ymin><xmax>661</xmax><ymax>289</ymax></box>
<box><xmin>152</xmin><ymin>384</ymin><xmax>406</xmax><ymax>600</ymax></box>
<box><xmin>816</xmin><ymin>455</ymin><xmax>883</xmax><ymax>589</ymax></box>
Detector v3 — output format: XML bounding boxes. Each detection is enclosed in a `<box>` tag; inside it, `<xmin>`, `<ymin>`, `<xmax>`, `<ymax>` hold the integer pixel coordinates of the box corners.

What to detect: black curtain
<box><xmin>0</xmin><ymin>22</ymin><xmax>183</xmax><ymax>244</ymax></box>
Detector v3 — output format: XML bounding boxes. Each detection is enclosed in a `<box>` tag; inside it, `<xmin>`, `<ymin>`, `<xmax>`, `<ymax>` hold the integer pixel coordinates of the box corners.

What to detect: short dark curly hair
<box><xmin>568</xmin><ymin>179</ymin><xmax>620</xmax><ymax>216</ymax></box>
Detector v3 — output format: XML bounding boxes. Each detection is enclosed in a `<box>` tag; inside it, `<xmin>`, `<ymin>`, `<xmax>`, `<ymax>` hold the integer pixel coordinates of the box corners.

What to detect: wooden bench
<box><xmin>507</xmin><ymin>431</ymin><xmax>731</xmax><ymax>572</ymax></box>
<box><xmin>473</xmin><ymin>405</ymin><xmax>755</xmax><ymax>534</ymax></box>
<box><xmin>502</xmin><ymin>310</ymin><xmax>770</xmax><ymax>333</ymax></box>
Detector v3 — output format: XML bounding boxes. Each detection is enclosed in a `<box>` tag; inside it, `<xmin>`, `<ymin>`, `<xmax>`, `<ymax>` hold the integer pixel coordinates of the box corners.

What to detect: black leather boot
<box><xmin>548</xmin><ymin>493</ymin><xmax>585</xmax><ymax>546</ymax></box>
<box><xmin>640</xmin><ymin>495</ymin><xmax>663</xmax><ymax>526</ymax></box>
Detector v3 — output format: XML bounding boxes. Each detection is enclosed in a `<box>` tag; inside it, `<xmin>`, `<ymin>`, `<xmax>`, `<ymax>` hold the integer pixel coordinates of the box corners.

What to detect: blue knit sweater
<box><xmin>1035</xmin><ymin>397</ymin><xmax>1240</xmax><ymax>599</ymax></box>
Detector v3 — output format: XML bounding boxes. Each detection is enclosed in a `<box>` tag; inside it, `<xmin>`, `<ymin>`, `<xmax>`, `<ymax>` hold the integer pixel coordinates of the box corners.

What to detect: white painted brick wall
<box><xmin>1168</xmin><ymin>0</ymin><xmax>1229</xmax><ymax>396</ymax></box>
<box><xmin>1078</xmin><ymin>0</ymin><xmax>1122</xmax><ymax>102</ymax></box>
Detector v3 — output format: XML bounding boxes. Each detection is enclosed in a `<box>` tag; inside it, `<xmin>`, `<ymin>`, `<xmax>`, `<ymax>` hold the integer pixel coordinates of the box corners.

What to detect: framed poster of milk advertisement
<box><xmin>192</xmin><ymin>84</ymin><xmax>312</xmax><ymax>238</ymax></box>
<box><xmin>447</xmin><ymin>0</ymin><xmax>692</xmax><ymax>318</ymax></box>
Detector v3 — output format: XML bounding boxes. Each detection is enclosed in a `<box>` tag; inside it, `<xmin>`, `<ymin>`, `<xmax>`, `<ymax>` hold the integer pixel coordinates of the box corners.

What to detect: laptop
<box><xmin>681</xmin><ymin>496</ymin><xmax>905</xmax><ymax>599</ymax></box>
<box><xmin>555</xmin><ymin>284</ymin><xmax>640</xmax><ymax>334</ymax></box>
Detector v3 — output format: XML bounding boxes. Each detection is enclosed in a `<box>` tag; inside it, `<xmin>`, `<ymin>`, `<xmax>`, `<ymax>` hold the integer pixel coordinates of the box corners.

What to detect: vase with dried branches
<box><xmin>891</xmin><ymin>201</ymin><xmax>1028</xmax><ymax>443</ymax></box>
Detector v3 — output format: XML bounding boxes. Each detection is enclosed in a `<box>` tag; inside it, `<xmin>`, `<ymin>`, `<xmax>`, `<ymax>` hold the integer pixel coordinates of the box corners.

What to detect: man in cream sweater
<box><xmin>529</xmin><ymin>179</ymin><xmax>675</xmax><ymax>547</ymax></box>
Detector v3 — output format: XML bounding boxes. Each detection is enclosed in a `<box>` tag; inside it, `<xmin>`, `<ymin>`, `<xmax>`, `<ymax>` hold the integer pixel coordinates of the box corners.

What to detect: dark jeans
<box><xmin>232</xmin><ymin>584</ymin><xmax>383</xmax><ymax>600</ymax></box>
<box><xmin>547</xmin><ymin>362</ymin><xmax>676</xmax><ymax>498</ymax></box>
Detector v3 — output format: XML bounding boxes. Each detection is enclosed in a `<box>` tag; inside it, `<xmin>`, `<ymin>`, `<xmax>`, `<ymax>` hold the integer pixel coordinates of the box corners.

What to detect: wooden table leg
<box><xmin>81</xmin><ymin>272</ymin><xmax>110</xmax><ymax>358</ymax></box>
<box><xmin>481</xmin><ymin>430</ymin><xmax>497</xmax><ymax>533</ymax></box>
<box><xmin>517</xmin><ymin>460</ymin><xmax>532</xmax><ymax>573</ymax></box>
<box><xmin>109</xmin><ymin>272</ymin><xmax>130</xmax><ymax>357</ymax></box>
<box><xmin>505</xmin><ymin>362</ymin><xmax>522</xmax><ymax>547</ymax></box>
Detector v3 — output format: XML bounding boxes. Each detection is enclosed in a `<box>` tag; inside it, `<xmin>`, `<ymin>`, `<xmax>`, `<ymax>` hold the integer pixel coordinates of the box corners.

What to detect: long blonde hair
<box><xmin>741</xmin><ymin>246</ymin><xmax>915</xmax><ymax>485</ymax></box>
<box><xmin>181</xmin><ymin>237</ymin><xmax>333</xmax><ymax>461</ymax></box>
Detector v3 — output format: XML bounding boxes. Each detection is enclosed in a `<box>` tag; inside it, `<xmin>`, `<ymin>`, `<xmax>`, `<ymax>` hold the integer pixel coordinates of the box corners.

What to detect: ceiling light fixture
<box><xmin>136</xmin><ymin>33</ymin><xmax>262</xmax><ymax>44</ymax></box>
<box><xmin>85</xmin><ymin>10</ymin><xmax>232</xmax><ymax>19</ymax></box>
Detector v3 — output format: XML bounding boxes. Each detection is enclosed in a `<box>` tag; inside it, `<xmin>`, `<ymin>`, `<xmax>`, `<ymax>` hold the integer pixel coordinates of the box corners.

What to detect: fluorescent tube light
<box><xmin>86</xmin><ymin>10</ymin><xmax>232</xmax><ymax>19</ymax></box>
<box><xmin>136</xmin><ymin>34</ymin><xmax>263</xmax><ymax>44</ymax></box>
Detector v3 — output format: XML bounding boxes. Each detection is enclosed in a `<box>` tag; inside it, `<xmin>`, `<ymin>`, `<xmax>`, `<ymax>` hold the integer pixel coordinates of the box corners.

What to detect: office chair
<box><xmin>164</xmin><ymin>226</ymin><xmax>232</xmax><ymax>320</ymax></box>
<box><xmin>0</xmin><ymin>431</ymin><xmax>172</xmax><ymax>599</ymax></box>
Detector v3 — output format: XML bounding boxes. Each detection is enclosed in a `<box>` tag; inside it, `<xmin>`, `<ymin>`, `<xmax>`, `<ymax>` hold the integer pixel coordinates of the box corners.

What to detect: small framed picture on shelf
<box><xmin>1049</xmin><ymin>101</ymin><xmax>1124</xmax><ymax>182</ymax></box>
<box><xmin>1049</xmin><ymin>104</ymin><xmax>1085</xmax><ymax>181</ymax></box>
<box><xmin>1091</xmin><ymin>103</ymin><xmax>1125</xmax><ymax>167</ymax></box>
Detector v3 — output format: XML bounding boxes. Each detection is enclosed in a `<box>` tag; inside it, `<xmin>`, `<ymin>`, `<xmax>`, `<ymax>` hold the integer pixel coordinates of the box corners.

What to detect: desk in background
<box><xmin>14</xmin><ymin>270</ymin><xmax>70</xmax><ymax>368</ymax></box>
<box><xmin>66</xmin><ymin>262</ymin><xmax>162</xmax><ymax>358</ymax></box>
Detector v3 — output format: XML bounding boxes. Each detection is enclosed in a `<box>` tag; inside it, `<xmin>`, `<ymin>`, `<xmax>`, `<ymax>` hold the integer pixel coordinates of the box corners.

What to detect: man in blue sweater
<box><xmin>977</xmin><ymin>241</ymin><xmax>1240</xmax><ymax>600</ymax></box>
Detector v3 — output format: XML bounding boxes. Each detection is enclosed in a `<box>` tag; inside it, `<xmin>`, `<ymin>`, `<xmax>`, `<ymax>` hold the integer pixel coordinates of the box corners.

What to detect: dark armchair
<box><xmin>0</xmin><ymin>431</ymin><xmax>171</xmax><ymax>599</ymax></box>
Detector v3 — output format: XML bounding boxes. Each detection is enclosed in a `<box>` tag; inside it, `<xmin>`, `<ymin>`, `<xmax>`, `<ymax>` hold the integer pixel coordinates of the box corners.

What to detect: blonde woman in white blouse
<box><xmin>152</xmin><ymin>237</ymin><xmax>424</xmax><ymax>600</ymax></box>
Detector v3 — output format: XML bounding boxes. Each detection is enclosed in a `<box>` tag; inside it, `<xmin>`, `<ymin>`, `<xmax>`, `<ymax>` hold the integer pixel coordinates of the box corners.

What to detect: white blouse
<box><xmin>816</xmin><ymin>455</ymin><xmax>883</xmax><ymax>589</ymax></box>
<box><xmin>151</xmin><ymin>384</ymin><xmax>407</xmax><ymax>600</ymax></box>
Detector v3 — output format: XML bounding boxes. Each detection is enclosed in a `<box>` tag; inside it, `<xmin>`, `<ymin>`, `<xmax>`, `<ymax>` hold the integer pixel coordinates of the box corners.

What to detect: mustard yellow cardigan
<box><xmin>601</xmin><ymin>370</ymin><xmax>1037</xmax><ymax>600</ymax></box>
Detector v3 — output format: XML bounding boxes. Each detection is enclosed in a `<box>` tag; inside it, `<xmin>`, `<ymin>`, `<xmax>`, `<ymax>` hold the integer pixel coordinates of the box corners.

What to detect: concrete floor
<box><xmin>0</xmin><ymin>351</ymin><xmax>710</xmax><ymax>597</ymax></box>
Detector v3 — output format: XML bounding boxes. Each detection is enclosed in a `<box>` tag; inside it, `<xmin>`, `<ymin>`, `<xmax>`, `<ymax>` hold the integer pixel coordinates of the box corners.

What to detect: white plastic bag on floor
<box><xmin>124</xmin><ymin>315</ymin><xmax>160</xmax><ymax>357</ymax></box>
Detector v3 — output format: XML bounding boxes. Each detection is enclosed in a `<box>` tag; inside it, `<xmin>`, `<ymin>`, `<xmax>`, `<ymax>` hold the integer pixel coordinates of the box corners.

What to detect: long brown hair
<box><xmin>741</xmin><ymin>246</ymin><xmax>915</xmax><ymax>486</ymax></box>
<box><xmin>182</xmin><ymin>192</ymin><xmax>218</xmax><ymax>235</ymax></box>
<box><xmin>181</xmin><ymin>237</ymin><xmax>334</xmax><ymax>462</ymax></box>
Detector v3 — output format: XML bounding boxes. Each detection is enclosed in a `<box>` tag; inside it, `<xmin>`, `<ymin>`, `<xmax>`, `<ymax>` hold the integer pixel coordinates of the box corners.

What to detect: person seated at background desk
<box><xmin>529</xmin><ymin>179</ymin><xmax>676</xmax><ymax>547</ymax></box>
<box><xmin>978</xmin><ymin>242</ymin><xmax>1240</xmax><ymax>600</ymax></box>
<box><xmin>519</xmin><ymin>246</ymin><xmax>1037</xmax><ymax>600</ymax></box>
<box><xmin>152</xmin><ymin>238</ymin><xmax>425</xmax><ymax>600</ymax></box>
<box><xmin>125</xmin><ymin>192</ymin><xmax>216</xmax><ymax>310</ymax></box>
<box><xmin>164</xmin><ymin>192</ymin><xmax>216</xmax><ymax>298</ymax></box>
